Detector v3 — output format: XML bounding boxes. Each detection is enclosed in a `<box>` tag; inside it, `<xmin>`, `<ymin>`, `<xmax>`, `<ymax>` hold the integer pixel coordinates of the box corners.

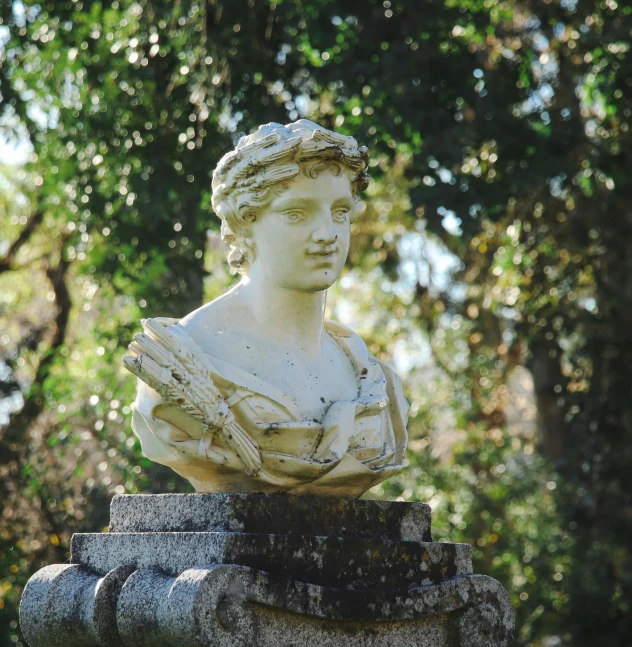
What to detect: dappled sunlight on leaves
<box><xmin>2</xmin><ymin>0</ymin><xmax>632</xmax><ymax>645</ymax></box>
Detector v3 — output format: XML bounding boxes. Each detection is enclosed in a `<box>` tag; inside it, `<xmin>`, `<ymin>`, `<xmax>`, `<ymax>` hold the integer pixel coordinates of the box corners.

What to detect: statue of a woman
<box><xmin>125</xmin><ymin>120</ymin><xmax>408</xmax><ymax>498</ymax></box>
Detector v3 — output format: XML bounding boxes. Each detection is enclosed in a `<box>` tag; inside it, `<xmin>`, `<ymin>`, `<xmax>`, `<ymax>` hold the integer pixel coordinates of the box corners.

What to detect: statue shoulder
<box><xmin>324</xmin><ymin>319</ymin><xmax>372</xmax><ymax>363</ymax></box>
<box><xmin>324</xmin><ymin>319</ymin><xmax>408</xmax><ymax>420</ymax></box>
<box><xmin>179</xmin><ymin>288</ymin><xmax>247</xmax><ymax>345</ymax></box>
<box><xmin>324</xmin><ymin>319</ymin><xmax>357</xmax><ymax>340</ymax></box>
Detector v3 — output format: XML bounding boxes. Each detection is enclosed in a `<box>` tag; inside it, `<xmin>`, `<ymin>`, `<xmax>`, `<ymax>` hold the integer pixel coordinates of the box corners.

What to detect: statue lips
<box><xmin>306</xmin><ymin>245</ymin><xmax>339</xmax><ymax>263</ymax></box>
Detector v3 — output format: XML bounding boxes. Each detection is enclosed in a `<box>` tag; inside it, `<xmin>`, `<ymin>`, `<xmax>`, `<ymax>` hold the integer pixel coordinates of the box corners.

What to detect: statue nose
<box><xmin>312</xmin><ymin>214</ymin><xmax>338</xmax><ymax>245</ymax></box>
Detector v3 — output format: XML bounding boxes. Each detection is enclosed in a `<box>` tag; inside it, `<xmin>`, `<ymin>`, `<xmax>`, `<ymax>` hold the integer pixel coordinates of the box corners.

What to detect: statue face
<box><xmin>248</xmin><ymin>169</ymin><xmax>353</xmax><ymax>292</ymax></box>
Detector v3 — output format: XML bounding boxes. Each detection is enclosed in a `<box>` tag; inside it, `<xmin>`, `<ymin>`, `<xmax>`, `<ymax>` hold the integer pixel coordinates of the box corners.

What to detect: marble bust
<box><xmin>124</xmin><ymin>120</ymin><xmax>408</xmax><ymax>497</ymax></box>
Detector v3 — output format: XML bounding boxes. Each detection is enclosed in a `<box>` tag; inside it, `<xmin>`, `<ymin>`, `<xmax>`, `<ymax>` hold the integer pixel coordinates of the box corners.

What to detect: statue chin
<box><xmin>279</xmin><ymin>272</ymin><xmax>341</xmax><ymax>293</ymax></box>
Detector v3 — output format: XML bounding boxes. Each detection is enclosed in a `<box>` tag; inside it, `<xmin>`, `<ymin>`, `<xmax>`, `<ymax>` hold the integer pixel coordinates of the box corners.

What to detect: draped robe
<box><xmin>132</xmin><ymin>320</ymin><xmax>408</xmax><ymax>498</ymax></box>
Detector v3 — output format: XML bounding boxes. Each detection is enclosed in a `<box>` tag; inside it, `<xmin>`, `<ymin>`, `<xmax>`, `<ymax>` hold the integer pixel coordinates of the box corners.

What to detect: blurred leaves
<box><xmin>1</xmin><ymin>1</ymin><xmax>632</xmax><ymax>646</ymax></box>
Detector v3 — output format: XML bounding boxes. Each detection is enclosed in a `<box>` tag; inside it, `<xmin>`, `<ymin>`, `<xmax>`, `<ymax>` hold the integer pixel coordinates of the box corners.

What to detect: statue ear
<box><xmin>234</xmin><ymin>234</ymin><xmax>256</xmax><ymax>265</ymax></box>
<box><xmin>233</xmin><ymin>211</ymin><xmax>257</xmax><ymax>264</ymax></box>
<box><xmin>220</xmin><ymin>219</ymin><xmax>255</xmax><ymax>273</ymax></box>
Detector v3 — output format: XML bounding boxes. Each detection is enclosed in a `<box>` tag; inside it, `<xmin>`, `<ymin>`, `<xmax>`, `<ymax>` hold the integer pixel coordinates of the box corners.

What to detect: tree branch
<box><xmin>0</xmin><ymin>210</ymin><xmax>44</xmax><ymax>274</ymax></box>
<box><xmin>0</xmin><ymin>255</ymin><xmax>72</xmax><ymax>450</ymax></box>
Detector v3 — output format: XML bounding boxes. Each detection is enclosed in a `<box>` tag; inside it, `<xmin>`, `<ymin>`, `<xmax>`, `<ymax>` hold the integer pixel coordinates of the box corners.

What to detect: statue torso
<box><xmin>180</xmin><ymin>299</ymin><xmax>360</xmax><ymax>422</ymax></box>
<box><xmin>131</xmin><ymin>301</ymin><xmax>409</xmax><ymax>496</ymax></box>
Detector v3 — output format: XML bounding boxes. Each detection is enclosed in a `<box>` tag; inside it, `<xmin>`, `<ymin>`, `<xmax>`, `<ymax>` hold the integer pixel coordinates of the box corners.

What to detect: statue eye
<box><xmin>283</xmin><ymin>211</ymin><xmax>304</xmax><ymax>223</ymax></box>
<box><xmin>332</xmin><ymin>208</ymin><xmax>349</xmax><ymax>222</ymax></box>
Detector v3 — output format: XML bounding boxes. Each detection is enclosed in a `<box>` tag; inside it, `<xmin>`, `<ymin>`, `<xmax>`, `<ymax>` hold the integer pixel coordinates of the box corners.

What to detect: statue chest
<box><xmin>196</xmin><ymin>332</ymin><xmax>360</xmax><ymax>422</ymax></box>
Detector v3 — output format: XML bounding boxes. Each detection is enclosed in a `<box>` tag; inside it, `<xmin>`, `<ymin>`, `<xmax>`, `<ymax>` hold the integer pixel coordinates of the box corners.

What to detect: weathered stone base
<box><xmin>19</xmin><ymin>494</ymin><xmax>514</xmax><ymax>646</ymax></box>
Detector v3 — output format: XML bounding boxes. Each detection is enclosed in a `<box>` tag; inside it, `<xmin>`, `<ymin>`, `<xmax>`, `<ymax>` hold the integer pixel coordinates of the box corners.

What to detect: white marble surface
<box><xmin>123</xmin><ymin>120</ymin><xmax>408</xmax><ymax>496</ymax></box>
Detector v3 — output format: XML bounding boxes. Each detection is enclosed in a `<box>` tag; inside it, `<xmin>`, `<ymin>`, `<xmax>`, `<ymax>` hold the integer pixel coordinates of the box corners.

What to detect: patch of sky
<box><xmin>398</xmin><ymin>230</ymin><xmax>461</xmax><ymax>296</ymax></box>
<box><xmin>0</xmin><ymin>135</ymin><xmax>31</xmax><ymax>165</ymax></box>
<box><xmin>0</xmin><ymin>361</ymin><xmax>23</xmax><ymax>425</ymax></box>
<box><xmin>295</xmin><ymin>94</ymin><xmax>312</xmax><ymax>117</ymax></box>
<box><xmin>520</xmin><ymin>81</ymin><xmax>556</xmax><ymax>116</ymax></box>
<box><xmin>0</xmin><ymin>107</ymin><xmax>33</xmax><ymax>165</ymax></box>
<box><xmin>539</xmin><ymin>83</ymin><xmax>555</xmax><ymax>104</ymax></box>
<box><xmin>524</xmin><ymin>15</ymin><xmax>541</xmax><ymax>30</ymax></box>
<box><xmin>334</xmin><ymin>234</ymin><xmax>464</xmax><ymax>376</ymax></box>
<box><xmin>553</xmin><ymin>23</ymin><xmax>566</xmax><ymax>39</ymax></box>
<box><xmin>0</xmin><ymin>96</ymin><xmax>55</xmax><ymax>162</ymax></box>
<box><xmin>9</xmin><ymin>0</ymin><xmax>40</xmax><ymax>28</ymax></box>
<box><xmin>469</xmin><ymin>203</ymin><xmax>482</xmax><ymax>218</ymax></box>
<box><xmin>12</xmin><ymin>0</ymin><xmax>26</xmax><ymax>27</ymax></box>
<box><xmin>27</xmin><ymin>103</ymin><xmax>56</xmax><ymax>130</ymax></box>
<box><xmin>532</xmin><ymin>33</ymin><xmax>550</xmax><ymax>52</ymax></box>
<box><xmin>500</xmin><ymin>306</ymin><xmax>517</xmax><ymax>321</ymax></box>
<box><xmin>438</xmin><ymin>207</ymin><xmax>462</xmax><ymax>236</ymax></box>
<box><xmin>584</xmin><ymin>119</ymin><xmax>597</xmax><ymax>138</ymax></box>
<box><xmin>437</xmin><ymin>168</ymin><xmax>453</xmax><ymax>184</ymax></box>
<box><xmin>548</xmin><ymin>173</ymin><xmax>568</xmax><ymax>198</ymax></box>
<box><xmin>580</xmin><ymin>297</ymin><xmax>597</xmax><ymax>313</ymax></box>
<box><xmin>393</xmin><ymin>330</ymin><xmax>433</xmax><ymax>377</ymax></box>
<box><xmin>0</xmin><ymin>26</ymin><xmax>10</xmax><ymax>50</ymax></box>
<box><xmin>220</xmin><ymin>105</ymin><xmax>242</xmax><ymax>133</ymax></box>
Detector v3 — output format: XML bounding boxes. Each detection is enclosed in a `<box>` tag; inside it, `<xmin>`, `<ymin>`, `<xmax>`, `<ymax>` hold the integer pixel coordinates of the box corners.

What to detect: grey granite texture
<box><xmin>19</xmin><ymin>563</ymin><xmax>133</xmax><ymax>647</ymax></box>
<box><xmin>21</xmin><ymin>563</ymin><xmax>514</xmax><ymax>646</ymax></box>
<box><xmin>20</xmin><ymin>493</ymin><xmax>514</xmax><ymax>646</ymax></box>
<box><xmin>71</xmin><ymin>530</ymin><xmax>472</xmax><ymax>588</ymax></box>
<box><xmin>108</xmin><ymin>493</ymin><xmax>433</xmax><ymax>542</ymax></box>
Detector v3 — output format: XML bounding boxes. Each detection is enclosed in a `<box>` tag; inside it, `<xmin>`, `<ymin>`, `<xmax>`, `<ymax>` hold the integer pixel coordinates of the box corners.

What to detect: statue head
<box><xmin>211</xmin><ymin>120</ymin><xmax>370</xmax><ymax>281</ymax></box>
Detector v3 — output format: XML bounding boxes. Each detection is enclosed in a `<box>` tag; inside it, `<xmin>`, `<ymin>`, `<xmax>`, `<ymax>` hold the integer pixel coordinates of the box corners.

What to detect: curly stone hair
<box><xmin>211</xmin><ymin>119</ymin><xmax>370</xmax><ymax>275</ymax></box>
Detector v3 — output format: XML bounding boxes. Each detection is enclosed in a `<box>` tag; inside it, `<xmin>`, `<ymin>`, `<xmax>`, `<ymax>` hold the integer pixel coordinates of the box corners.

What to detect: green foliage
<box><xmin>2</xmin><ymin>1</ymin><xmax>632</xmax><ymax>645</ymax></box>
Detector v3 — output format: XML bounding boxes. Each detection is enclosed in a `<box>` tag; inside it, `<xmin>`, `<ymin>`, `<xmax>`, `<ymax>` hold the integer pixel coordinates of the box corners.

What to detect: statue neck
<box><xmin>239</xmin><ymin>273</ymin><xmax>326</xmax><ymax>359</ymax></box>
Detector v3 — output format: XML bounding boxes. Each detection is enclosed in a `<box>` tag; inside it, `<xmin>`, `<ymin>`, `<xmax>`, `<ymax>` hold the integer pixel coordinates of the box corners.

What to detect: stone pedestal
<box><xmin>20</xmin><ymin>494</ymin><xmax>514</xmax><ymax>646</ymax></box>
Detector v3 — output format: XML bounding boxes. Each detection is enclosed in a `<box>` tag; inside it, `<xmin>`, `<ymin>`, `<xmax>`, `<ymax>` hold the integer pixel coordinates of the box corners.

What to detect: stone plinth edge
<box><xmin>71</xmin><ymin>530</ymin><xmax>472</xmax><ymax>589</ymax></box>
<box><xmin>108</xmin><ymin>493</ymin><xmax>432</xmax><ymax>542</ymax></box>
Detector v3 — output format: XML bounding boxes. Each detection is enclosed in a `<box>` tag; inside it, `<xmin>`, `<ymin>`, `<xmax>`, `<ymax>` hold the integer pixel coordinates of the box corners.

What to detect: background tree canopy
<box><xmin>1</xmin><ymin>0</ymin><xmax>631</xmax><ymax>644</ymax></box>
